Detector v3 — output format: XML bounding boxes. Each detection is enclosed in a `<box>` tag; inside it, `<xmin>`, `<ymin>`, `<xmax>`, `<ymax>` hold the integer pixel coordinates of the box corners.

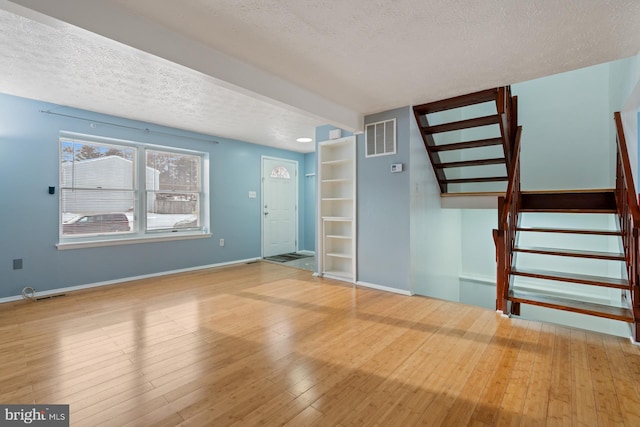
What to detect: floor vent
<box><xmin>35</xmin><ymin>293</ymin><xmax>66</xmax><ymax>301</ymax></box>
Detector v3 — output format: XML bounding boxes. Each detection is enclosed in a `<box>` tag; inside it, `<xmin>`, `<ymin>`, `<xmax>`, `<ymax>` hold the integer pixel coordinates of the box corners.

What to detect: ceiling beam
<box><xmin>4</xmin><ymin>0</ymin><xmax>363</xmax><ymax>133</ymax></box>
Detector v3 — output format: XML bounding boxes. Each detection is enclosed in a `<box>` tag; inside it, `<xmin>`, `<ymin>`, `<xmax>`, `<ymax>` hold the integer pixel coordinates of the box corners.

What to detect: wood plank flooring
<box><xmin>1</xmin><ymin>261</ymin><xmax>640</xmax><ymax>426</ymax></box>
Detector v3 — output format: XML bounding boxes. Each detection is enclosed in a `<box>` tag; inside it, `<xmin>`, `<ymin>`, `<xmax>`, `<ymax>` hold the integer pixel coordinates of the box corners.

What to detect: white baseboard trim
<box><xmin>356</xmin><ymin>281</ymin><xmax>413</xmax><ymax>296</ymax></box>
<box><xmin>460</xmin><ymin>274</ymin><xmax>616</xmax><ymax>305</ymax></box>
<box><xmin>297</xmin><ymin>250</ymin><xmax>315</xmax><ymax>256</ymax></box>
<box><xmin>459</xmin><ymin>274</ymin><xmax>495</xmax><ymax>286</ymax></box>
<box><xmin>0</xmin><ymin>257</ymin><xmax>260</xmax><ymax>304</ymax></box>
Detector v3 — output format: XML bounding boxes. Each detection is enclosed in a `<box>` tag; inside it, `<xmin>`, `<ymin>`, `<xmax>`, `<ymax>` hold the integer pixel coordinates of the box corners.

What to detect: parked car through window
<box><xmin>62</xmin><ymin>213</ymin><xmax>130</xmax><ymax>235</ymax></box>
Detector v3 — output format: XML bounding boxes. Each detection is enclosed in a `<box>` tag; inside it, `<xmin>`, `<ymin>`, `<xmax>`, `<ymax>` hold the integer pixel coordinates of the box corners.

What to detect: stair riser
<box><xmin>513</xmin><ymin>249</ymin><xmax>624</xmax><ymax>261</ymax></box>
<box><xmin>520</xmin><ymin>192</ymin><xmax>617</xmax><ymax>212</ymax></box>
<box><xmin>508</xmin><ymin>297</ymin><xmax>633</xmax><ymax>322</ymax></box>
<box><xmin>510</xmin><ymin>272</ymin><xmax>628</xmax><ymax>289</ymax></box>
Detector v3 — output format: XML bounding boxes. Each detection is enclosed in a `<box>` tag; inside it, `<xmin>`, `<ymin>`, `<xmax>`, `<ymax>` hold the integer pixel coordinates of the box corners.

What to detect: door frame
<box><xmin>261</xmin><ymin>156</ymin><xmax>299</xmax><ymax>258</ymax></box>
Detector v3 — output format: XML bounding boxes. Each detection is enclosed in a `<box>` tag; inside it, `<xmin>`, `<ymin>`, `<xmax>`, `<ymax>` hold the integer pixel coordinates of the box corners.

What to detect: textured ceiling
<box><xmin>0</xmin><ymin>7</ymin><xmax>322</xmax><ymax>152</ymax></box>
<box><xmin>108</xmin><ymin>0</ymin><xmax>640</xmax><ymax>113</ymax></box>
<box><xmin>2</xmin><ymin>0</ymin><xmax>640</xmax><ymax>153</ymax></box>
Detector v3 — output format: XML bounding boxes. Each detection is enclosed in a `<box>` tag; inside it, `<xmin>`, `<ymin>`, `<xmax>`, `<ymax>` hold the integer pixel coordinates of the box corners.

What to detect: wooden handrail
<box><xmin>615</xmin><ymin>112</ymin><xmax>640</xmax><ymax>337</ymax></box>
<box><xmin>495</xmin><ymin>104</ymin><xmax>522</xmax><ymax>314</ymax></box>
<box><xmin>614</xmin><ymin>111</ymin><xmax>640</xmax><ymax>341</ymax></box>
<box><xmin>614</xmin><ymin>112</ymin><xmax>640</xmax><ymax>223</ymax></box>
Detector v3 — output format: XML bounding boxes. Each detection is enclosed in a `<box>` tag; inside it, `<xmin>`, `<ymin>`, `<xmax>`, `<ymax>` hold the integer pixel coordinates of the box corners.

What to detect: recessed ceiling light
<box><xmin>296</xmin><ymin>137</ymin><xmax>312</xmax><ymax>143</ymax></box>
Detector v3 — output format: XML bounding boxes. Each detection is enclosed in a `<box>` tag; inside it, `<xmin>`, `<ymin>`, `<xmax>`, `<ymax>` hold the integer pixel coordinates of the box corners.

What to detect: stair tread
<box><xmin>434</xmin><ymin>157</ymin><xmax>506</xmax><ymax>169</ymax></box>
<box><xmin>508</xmin><ymin>290</ymin><xmax>633</xmax><ymax>322</ymax></box>
<box><xmin>516</xmin><ymin>226</ymin><xmax>622</xmax><ymax>236</ymax></box>
<box><xmin>430</xmin><ymin>137</ymin><xmax>503</xmax><ymax>152</ymax></box>
<box><xmin>413</xmin><ymin>88</ymin><xmax>498</xmax><ymax>114</ymax></box>
<box><xmin>513</xmin><ymin>245</ymin><xmax>625</xmax><ymax>260</ymax></box>
<box><xmin>520</xmin><ymin>191</ymin><xmax>616</xmax><ymax>212</ymax></box>
<box><xmin>510</xmin><ymin>267</ymin><xmax>629</xmax><ymax>289</ymax></box>
<box><xmin>423</xmin><ymin>115</ymin><xmax>500</xmax><ymax>134</ymax></box>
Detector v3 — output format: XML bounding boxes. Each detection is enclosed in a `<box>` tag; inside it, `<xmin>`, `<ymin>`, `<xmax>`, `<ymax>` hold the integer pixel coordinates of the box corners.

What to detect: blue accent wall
<box><xmin>0</xmin><ymin>93</ymin><xmax>309</xmax><ymax>298</ymax></box>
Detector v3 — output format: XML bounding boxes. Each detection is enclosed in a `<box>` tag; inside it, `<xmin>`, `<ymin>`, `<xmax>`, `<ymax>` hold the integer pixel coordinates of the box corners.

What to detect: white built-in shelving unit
<box><xmin>317</xmin><ymin>136</ymin><xmax>356</xmax><ymax>282</ymax></box>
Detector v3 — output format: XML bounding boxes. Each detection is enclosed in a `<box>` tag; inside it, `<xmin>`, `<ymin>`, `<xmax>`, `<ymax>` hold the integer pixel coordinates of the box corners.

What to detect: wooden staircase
<box><xmin>506</xmin><ymin>191</ymin><xmax>632</xmax><ymax>322</ymax></box>
<box><xmin>494</xmin><ymin>113</ymin><xmax>640</xmax><ymax>340</ymax></box>
<box><xmin>413</xmin><ymin>87</ymin><xmax>517</xmax><ymax>194</ymax></box>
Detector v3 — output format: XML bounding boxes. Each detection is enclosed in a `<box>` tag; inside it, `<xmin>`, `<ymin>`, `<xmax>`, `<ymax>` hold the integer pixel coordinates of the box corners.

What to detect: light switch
<box><xmin>248</xmin><ymin>191</ymin><xmax>257</xmax><ymax>199</ymax></box>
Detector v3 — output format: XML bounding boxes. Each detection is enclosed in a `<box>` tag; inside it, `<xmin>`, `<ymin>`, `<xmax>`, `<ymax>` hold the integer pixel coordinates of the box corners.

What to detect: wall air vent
<box><xmin>365</xmin><ymin>118</ymin><xmax>396</xmax><ymax>157</ymax></box>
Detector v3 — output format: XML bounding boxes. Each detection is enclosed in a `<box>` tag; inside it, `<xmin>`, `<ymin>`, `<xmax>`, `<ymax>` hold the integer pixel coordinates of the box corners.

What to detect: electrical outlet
<box><xmin>219</xmin><ymin>239</ymin><xmax>225</xmax><ymax>247</ymax></box>
<box><xmin>13</xmin><ymin>259</ymin><xmax>23</xmax><ymax>270</ymax></box>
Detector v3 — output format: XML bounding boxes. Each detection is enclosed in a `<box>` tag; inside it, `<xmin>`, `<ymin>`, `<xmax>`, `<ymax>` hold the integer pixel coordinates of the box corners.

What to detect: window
<box><xmin>59</xmin><ymin>134</ymin><xmax>209</xmax><ymax>248</ymax></box>
<box><xmin>270</xmin><ymin>166</ymin><xmax>291</xmax><ymax>179</ymax></box>
<box><xmin>365</xmin><ymin>118</ymin><xmax>396</xmax><ymax>157</ymax></box>
<box><xmin>146</xmin><ymin>150</ymin><xmax>201</xmax><ymax>230</ymax></box>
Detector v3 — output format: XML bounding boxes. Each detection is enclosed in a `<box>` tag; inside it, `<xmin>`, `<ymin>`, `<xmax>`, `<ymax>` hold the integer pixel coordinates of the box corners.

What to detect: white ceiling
<box><xmin>2</xmin><ymin>0</ymin><xmax>640</xmax><ymax>153</ymax></box>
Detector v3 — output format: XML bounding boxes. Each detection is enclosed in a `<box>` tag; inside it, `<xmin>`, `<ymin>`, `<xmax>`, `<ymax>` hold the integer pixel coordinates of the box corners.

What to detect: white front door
<box><xmin>262</xmin><ymin>157</ymin><xmax>298</xmax><ymax>257</ymax></box>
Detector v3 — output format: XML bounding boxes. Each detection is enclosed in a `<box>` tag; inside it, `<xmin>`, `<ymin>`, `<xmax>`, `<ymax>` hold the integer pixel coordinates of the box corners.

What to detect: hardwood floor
<box><xmin>2</xmin><ymin>261</ymin><xmax>640</xmax><ymax>426</ymax></box>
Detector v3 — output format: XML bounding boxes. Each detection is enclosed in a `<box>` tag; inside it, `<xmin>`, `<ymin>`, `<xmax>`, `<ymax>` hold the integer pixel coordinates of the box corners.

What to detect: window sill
<box><xmin>56</xmin><ymin>232</ymin><xmax>211</xmax><ymax>250</ymax></box>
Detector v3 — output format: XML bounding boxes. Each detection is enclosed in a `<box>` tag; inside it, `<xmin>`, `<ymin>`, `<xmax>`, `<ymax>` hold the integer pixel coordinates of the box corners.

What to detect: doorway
<box><xmin>261</xmin><ymin>157</ymin><xmax>298</xmax><ymax>258</ymax></box>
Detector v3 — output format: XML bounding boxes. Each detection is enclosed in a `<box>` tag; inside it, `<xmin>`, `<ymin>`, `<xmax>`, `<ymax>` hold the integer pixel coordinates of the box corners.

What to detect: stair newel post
<box><xmin>496</xmin><ymin>196</ymin><xmax>508</xmax><ymax>314</ymax></box>
<box><xmin>496</xmin><ymin>87</ymin><xmax>512</xmax><ymax>164</ymax></box>
<box><xmin>510</xmin><ymin>96</ymin><xmax>518</xmax><ymax>158</ymax></box>
<box><xmin>633</xmin><ymin>226</ymin><xmax>640</xmax><ymax>342</ymax></box>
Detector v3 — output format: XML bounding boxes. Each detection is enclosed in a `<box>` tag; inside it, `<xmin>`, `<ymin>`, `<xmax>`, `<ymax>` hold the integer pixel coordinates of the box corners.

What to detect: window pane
<box><xmin>270</xmin><ymin>166</ymin><xmax>290</xmax><ymax>179</ymax></box>
<box><xmin>60</xmin><ymin>139</ymin><xmax>136</xmax><ymax>237</ymax></box>
<box><xmin>146</xmin><ymin>192</ymin><xmax>199</xmax><ymax>230</ymax></box>
<box><xmin>146</xmin><ymin>150</ymin><xmax>202</xmax><ymax>232</ymax></box>
<box><xmin>146</xmin><ymin>150</ymin><xmax>200</xmax><ymax>192</ymax></box>
<box><xmin>385</xmin><ymin>121</ymin><xmax>395</xmax><ymax>154</ymax></box>
<box><xmin>366</xmin><ymin>125</ymin><xmax>375</xmax><ymax>156</ymax></box>
<box><xmin>61</xmin><ymin>140</ymin><xmax>135</xmax><ymax>189</ymax></box>
<box><xmin>375</xmin><ymin>123</ymin><xmax>385</xmax><ymax>155</ymax></box>
<box><xmin>61</xmin><ymin>189</ymin><xmax>134</xmax><ymax>236</ymax></box>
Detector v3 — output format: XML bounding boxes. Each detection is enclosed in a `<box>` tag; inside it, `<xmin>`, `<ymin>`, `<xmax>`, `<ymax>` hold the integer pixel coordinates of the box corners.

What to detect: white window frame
<box><xmin>57</xmin><ymin>132</ymin><xmax>210</xmax><ymax>250</ymax></box>
<box><xmin>365</xmin><ymin>118</ymin><xmax>397</xmax><ymax>158</ymax></box>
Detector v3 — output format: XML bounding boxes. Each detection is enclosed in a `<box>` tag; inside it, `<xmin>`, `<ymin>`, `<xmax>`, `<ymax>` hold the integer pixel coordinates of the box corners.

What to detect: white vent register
<box><xmin>365</xmin><ymin>118</ymin><xmax>396</xmax><ymax>157</ymax></box>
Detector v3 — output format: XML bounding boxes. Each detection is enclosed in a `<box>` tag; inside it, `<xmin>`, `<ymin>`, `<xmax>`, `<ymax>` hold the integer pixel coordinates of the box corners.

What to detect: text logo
<box><xmin>1</xmin><ymin>405</ymin><xmax>68</xmax><ymax>426</ymax></box>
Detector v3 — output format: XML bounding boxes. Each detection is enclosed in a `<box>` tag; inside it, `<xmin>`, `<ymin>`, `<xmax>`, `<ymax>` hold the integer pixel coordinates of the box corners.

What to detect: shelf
<box><xmin>326</xmin><ymin>252</ymin><xmax>352</xmax><ymax>259</ymax></box>
<box><xmin>320</xmin><ymin>138</ymin><xmax>352</xmax><ymax>148</ymax></box>
<box><xmin>323</xmin><ymin>216</ymin><xmax>353</xmax><ymax>221</ymax></box>
<box><xmin>319</xmin><ymin>136</ymin><xmax>356</xmax><ymax>283</ymax></box>
<box><xmin>322</xmin><ymin>178</ymin><xmax>352</xmax><ymax>183</ymax></box>
<box><xmin>321</xmin><ymin>159</ymin><xmax>350</xmax><ymax>166</ymax></box>
<box><xmin>323</xmin><ymin>270</ymin><xmax>353</xmax><ymax>279</ymax></box>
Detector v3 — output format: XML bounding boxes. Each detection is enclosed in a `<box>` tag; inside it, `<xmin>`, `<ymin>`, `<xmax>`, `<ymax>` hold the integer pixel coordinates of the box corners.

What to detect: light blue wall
<box><xmin>357</xmin><ymin>107</ymin><xmax>411</xmax><ymax>291</ymax></box>
<box><xmin>303</xmin><ymin>151</ymin><xmax>316</xmax><ymax>251</ymax></box>
<box><xmin>409</xmin><ymin>113</ymin><xmax>461</xmax><ymax>299</ymax></box>
<box><xmin>0</xmin><ymin>93</ymin><xmax>309</xmax><ymax>298</ymax></box>
<box><xmin>513</xmin><ymin>63</ymin><xmax>612</xmax><ymax>190</ymax></box>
